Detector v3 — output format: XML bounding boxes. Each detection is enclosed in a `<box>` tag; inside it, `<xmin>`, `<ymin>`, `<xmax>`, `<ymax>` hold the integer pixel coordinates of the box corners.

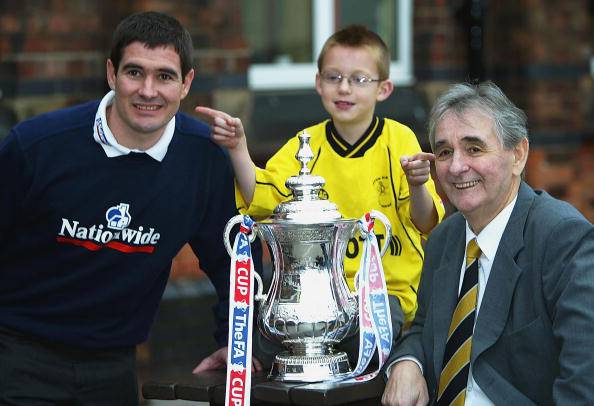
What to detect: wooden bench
<box><xmin>142</xmin><ymin>370</ymin><xmax>385</xmax><ymax>405</ymax></box>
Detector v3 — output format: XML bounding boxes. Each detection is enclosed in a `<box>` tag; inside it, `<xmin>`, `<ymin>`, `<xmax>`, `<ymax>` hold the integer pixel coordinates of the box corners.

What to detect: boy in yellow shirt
<box><xmin>194</xmin><ymin>25</ymin><xmax>444</xmax><ymax>372</ymax></box>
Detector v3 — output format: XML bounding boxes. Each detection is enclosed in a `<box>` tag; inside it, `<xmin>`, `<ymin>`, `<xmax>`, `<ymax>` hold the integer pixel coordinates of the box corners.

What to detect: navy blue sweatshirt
<box><xmin>0</xmin><ymin>100</ymin><xmax>236</xmax><ymax>348</ymax></box>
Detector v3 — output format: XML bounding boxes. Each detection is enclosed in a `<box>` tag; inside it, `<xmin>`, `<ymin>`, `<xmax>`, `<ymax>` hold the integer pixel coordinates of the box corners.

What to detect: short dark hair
<box><xmin>110</xmin><ymin>11</ymin><xmax>194</xmax><ymax>79</ymax></box>
<box><xmin>317</xmin><ymin>25</ymin><xmax>390</xmax><ymax>80</ymax></box>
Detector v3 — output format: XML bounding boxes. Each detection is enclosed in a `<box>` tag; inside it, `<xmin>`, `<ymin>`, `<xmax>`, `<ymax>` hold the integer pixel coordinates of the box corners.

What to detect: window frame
<box><xmin>247</xmin><ymin>0</ymin><xmax>413</xmax><ymax>90</ymax></box>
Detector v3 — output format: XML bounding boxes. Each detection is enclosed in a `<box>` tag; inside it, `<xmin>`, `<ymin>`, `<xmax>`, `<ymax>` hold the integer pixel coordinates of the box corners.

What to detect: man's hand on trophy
<box><xmin>192</xmin><ymin>346</ymin><xmax>264</xmax><ymax>374</ymax></box>
<box><xmin>194</xmin><ymin>106</ymin><xmax>246</xmax><ymax>150</ymax></box>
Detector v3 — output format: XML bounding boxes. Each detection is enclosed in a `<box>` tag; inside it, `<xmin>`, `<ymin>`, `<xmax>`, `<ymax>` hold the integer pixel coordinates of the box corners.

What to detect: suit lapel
<box><xmin>472</xmin><ymin>253</ymin><xmax>522</xmax><ymax>359</ymax></box>
<box><xmin>432</xmin><ymin>220</ymin><xmax>466</xmax><ymax>377</ymax></box>
<box><xmin>472</xmin><ymin>182</ymin><xmax>535</xmax><ymax>360</ymax></box>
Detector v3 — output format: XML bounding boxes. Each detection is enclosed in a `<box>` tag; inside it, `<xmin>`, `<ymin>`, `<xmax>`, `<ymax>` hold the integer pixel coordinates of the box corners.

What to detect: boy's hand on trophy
<box><xmin>195</xmin><ymin>106</ymin><xmax>246</xmax><ymax>150</ymax></box>
<box><xmin>400</xmin><ymin>152</ymin><xmax>435</xmax><ymax>187</ymax></box>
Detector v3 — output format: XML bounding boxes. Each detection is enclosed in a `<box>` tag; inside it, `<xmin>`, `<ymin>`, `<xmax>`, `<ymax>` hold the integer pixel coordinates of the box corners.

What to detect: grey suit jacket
<box><xmin>389</xmin><ymin>182</ymin><xmax>594</xmax><ymax>405</ymax></box>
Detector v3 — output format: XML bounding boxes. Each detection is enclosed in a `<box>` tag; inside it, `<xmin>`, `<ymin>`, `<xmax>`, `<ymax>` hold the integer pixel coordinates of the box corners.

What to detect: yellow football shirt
<box><xmin>236</xmin><ymin>117</ymin><xmax>445</xmax><ymax>322</ymax></box>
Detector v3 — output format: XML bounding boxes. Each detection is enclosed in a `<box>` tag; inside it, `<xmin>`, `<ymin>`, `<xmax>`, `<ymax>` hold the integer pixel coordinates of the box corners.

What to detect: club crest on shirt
<box><xmin>318</xmin><ymin>188</ymin><xmax>329</xmax><ymax>200</ymax></box>
<box><xmin>373</xmin><ymin>177</ymin><xmax>392</xmax><ymax>208</ymax></box>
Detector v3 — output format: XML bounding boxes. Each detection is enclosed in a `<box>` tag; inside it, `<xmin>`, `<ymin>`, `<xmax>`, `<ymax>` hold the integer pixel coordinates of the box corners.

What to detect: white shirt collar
<box><xmin>93</xmin><ymin>90</ymin><xmax>175</xmax><ymax>162</ymax></box>
<box><xmin>465</xmin><ymin>194</ymin><xmax>518</xmax><ymax>262</ymax></box>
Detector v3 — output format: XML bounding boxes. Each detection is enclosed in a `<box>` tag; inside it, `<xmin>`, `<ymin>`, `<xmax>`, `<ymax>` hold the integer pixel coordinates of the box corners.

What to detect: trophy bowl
<box><xmin>224</xmin><ymin>130</ymin><xmax>390</xmax><ymax>382</ymax></box>
<box><xmin>255</xmin><ymin>218</ymin><xmax>359</xmax><ymax>381</ymax></box>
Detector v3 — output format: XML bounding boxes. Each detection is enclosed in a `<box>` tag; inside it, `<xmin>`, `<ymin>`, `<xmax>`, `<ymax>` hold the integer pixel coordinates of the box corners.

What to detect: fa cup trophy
<box><xmin>224</xmin><ymin>131</ymin><xmax>391</xmax><ymax>382</ymax></box>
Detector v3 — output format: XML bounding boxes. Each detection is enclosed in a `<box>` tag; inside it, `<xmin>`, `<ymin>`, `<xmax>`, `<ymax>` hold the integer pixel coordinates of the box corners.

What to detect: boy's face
<box><xmin>316</xmin><ymin>45</ymin><xmax>392</xmax><ymax>132</ymax></box>
<box><xmin>106</xmin><ymin>41</ymin><xmax>194</xmax><ymax>150</ymax></box>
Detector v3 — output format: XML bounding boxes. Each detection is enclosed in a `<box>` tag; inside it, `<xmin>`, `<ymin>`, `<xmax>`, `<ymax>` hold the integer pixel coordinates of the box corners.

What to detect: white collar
<box><xmin>465</xmin><ymin>195</ymin><xmax>518</xmax><ymax>262</ymax></box>
<box><xmin>93</xmin><ymin>90</ymin><xmax>175</xmax><ymax>162</ymax></box>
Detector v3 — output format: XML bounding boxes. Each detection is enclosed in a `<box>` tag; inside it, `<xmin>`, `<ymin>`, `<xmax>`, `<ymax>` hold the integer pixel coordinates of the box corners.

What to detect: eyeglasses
<box><xmin>320</xmin><ymin>71</ymin><xmax>382</xmax><ymax>87</ymax></box>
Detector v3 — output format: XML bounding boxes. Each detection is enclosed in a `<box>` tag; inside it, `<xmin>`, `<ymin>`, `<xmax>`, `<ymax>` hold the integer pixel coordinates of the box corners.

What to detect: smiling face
<box><xmin>106</xmin><ymin>41</ymin><xmax>194</xmax><ymax>150</ymax></box>
<box><xmin>433</xmin><ymin>108</ymin><xmax>528</xmax><ymax>233</ymax></box>
<box><xmin>315</xmin><ymin>45</ymin><xmax>393</xmax><ymax>142</ymax></box>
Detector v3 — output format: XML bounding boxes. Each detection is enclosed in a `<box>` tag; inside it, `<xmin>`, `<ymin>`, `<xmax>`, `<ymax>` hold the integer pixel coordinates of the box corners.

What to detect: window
<box><xmin>243</xmin><ymin>0</ymin><xmax>413</xmax><ymax>90</ymax></box>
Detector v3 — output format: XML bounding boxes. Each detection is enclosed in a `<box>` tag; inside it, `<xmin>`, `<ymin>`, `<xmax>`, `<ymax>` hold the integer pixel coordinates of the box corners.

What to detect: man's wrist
<box><xmin>385</xmin><ymin>356</ymin><xmax>423</xmax><ymax>379</ymax></box>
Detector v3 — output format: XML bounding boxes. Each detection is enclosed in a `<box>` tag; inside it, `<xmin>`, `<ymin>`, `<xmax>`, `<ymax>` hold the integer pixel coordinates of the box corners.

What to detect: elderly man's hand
<box><xmin>382</xmin><ymin>360</ymin><xmax>429</xmax><ymax>406</ymax></box>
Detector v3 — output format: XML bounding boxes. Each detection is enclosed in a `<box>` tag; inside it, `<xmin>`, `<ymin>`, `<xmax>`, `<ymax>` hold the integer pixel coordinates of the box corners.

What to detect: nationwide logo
<box><xmin>56</xmin><ymin>203</ymin><xmax>160</xmax><ymax>253</ymax></box>
<box><xmin>106</xmin><ymin>203</ymin><xmax>131</xmax><ymax>230</ymax></box>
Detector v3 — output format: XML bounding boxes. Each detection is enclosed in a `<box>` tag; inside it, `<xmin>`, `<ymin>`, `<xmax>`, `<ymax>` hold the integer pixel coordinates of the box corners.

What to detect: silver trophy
<box><xmin>224</xmin><ymin>131</ymin><xmax>391</xmax><ymax>382</ymax></box>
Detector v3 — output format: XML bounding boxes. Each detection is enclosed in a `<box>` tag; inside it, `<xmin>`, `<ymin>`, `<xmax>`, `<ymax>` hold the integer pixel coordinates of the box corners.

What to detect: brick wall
<box><xmin>487</xmin><ymin>1</ymin><xmax>594</xmax><ymax>222</ymax></box>
<box><xmin>0</xmin><ymin>1</ymin><xmax>109</xmax><ymax>117</ymax></box>
<box><xmin>414</xmin><ymin>0</ymin><xmax>468</xmax><ymax>81</ymax></box>
<box><xmin>0</xmin><ymin>0</ymin><xmax>249</xmax><ymax>118</ymax></box>
<box><xmin>526</xmin><ymin>142</ymin><xmax>594</xmax><ymax>221</ymax></box>
<box><xmin>414</xmin><ymin>0</ymin><xmax>594</xmax><ymax>222</ymax></box>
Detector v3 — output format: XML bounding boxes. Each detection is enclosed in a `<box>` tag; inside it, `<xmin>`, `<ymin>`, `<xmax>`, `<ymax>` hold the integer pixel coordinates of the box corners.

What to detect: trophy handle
<box><xmin>223</xmin><ymin>215</ymin><xmax>265</xmax><ymax>301</ymax></box>
<box><xmin>369</xmin><ymin>209</ymin><xmax>392</xmax><ymax>257</ymax></box>
<box><xmin>353</xmin><ymin>210</ymin><xmax>392</xmax><ymax>290</ymax></box>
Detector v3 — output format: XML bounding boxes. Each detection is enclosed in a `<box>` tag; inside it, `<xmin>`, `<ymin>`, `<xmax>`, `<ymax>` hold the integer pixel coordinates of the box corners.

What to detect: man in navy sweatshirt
<box><xmin>0</xmin><ymin>11</ymin><xmax>249</xmax><ymax>405</ymax></box>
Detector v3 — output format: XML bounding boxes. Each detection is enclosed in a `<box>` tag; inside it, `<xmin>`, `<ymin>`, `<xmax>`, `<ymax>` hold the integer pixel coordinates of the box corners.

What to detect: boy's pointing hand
<box><xmin>400</xmin><ymin>152</ymin><xmax>435</xmax><ymax>187</ymax></box>
<box><xmin>195</xmin><ymin>106</ymin><xmax>245</xmax><ymax>150</ymax></box>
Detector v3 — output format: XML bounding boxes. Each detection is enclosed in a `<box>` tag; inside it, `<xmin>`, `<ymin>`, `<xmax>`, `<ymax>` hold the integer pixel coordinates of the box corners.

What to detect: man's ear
<box><xmin>512</xmin><ymin>137</ymin><xmax>529</xmax><ymax>176</ymax></box>
<box><xmin>181</xmin><ymin>69</ymin><xmax>195</xmax><ymax>99</ymax></box>
<box><xmin>376</xmin><ymin>79</ymin><xmax>394</xmax><ymax>102</ymax></box>
<box><xmin>106</xmin><ymin>59</ymin><xmax>116</xmax><ymax>91</ymax></box>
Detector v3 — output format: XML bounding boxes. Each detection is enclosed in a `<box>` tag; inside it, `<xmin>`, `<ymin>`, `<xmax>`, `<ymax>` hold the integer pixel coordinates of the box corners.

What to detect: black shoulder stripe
<box><xmin>350</xmin><ymin>117</ymin><xmax>384</xmax><ymax>158</ymax></box>
<box><xmin>255</xmin><ymin>181</ymin><xmax>291</xmax><ymax>198</ymax></box>
<box><xmin>325</xmin><ymin>117</ymin><xmax>384</xmax><ymax>158</ymax></box>
<box><xmin>326</xmin><ymin>122</ymin><xmax>348</xmax><ymax>156</ymax></box>
<box><xmin>310</xmin><ymin>146</ymin><xmax>322</xmax><ymax>172</ymax></box>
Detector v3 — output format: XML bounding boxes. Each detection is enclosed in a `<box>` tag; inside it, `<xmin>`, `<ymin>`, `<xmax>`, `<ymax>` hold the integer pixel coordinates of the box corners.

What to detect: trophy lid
<box><xmin>271</xmin><ymin>130</ymin><xmax>344</xmax><ymax>223</ymax></box>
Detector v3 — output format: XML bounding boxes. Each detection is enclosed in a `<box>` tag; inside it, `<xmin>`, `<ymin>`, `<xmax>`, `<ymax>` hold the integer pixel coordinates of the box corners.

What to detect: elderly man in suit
<box><xmin>381</xmin><ymin>81</ymin><xmax>594</xmax><ymax>406</ymax></box>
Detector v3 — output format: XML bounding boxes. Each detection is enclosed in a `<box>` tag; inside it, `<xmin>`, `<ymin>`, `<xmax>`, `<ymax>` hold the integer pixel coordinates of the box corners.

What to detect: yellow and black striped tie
<box><xmin>436</xmin><ymin>239</ymin><xmax>481</xmax><ymax>406</ymax></box>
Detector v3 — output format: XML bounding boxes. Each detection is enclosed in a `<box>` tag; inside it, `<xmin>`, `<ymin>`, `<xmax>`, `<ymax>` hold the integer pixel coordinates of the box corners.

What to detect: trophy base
<box><xmin>269</xmin><ymin>351</ymin><xmax>352</xmax><ymax>382</ymax></box>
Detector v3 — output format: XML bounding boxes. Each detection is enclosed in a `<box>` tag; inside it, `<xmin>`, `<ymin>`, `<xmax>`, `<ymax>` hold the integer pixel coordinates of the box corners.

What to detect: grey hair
<box><xmin>427</xmin><ymin>81</ymin><xmax>528</xmax><ymax>151</ymax></box>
